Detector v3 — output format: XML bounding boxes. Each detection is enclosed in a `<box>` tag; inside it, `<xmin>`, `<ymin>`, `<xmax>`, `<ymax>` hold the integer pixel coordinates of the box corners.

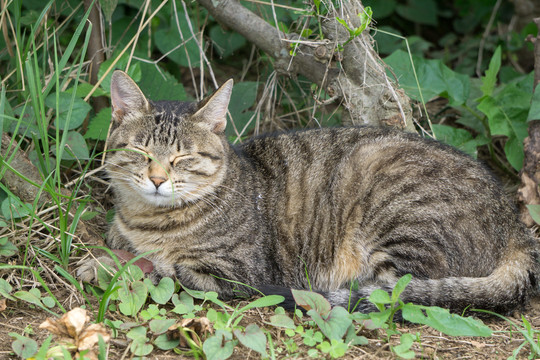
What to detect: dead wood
<box><xmin>196</xmin><ymin>0</ymin><xmax>415</xmax><ymax>131</ymax></box>
<box><xmin>518</xmin><ymin>17</ymin><xmax>540</xmax><ymax>226</ymax></box>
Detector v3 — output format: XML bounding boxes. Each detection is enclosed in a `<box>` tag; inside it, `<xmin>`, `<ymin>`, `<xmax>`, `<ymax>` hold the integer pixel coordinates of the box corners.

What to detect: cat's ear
<box><xmin>193</xmin><ymin>79</ymin><xmax>233</xmax><ymax>134</ymax></box>
<box><xmin>110</xmin><ymin>70</ymin><xmax>150</xmax><ymax>124</ymax></box>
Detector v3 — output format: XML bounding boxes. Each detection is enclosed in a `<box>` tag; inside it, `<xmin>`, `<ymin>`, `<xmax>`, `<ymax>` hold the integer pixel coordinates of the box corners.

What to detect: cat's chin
<box><xmin>139</xmin><ymin>192</ymin><xmax>184</xmax><ymax>207</ymax></box>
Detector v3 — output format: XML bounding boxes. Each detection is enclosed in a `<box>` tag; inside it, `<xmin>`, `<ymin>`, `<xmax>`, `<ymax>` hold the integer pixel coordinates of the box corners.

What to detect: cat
<box><xmin>78</xmin><ymin>70</ymin><xmax>540</xmax><ymax>315</ymax></box>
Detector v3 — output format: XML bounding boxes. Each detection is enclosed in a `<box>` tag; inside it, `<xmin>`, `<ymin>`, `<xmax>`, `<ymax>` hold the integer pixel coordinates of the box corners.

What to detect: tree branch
<box><xmin>197</xmin><ymin>0</ymin><xmax>414</xmax><ymax>131</ymax></box>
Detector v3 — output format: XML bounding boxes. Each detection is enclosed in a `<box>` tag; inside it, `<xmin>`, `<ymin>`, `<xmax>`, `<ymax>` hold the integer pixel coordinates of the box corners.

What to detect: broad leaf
<box><xmin>56</xmin><ymin>131</ymin><xmax>90</xmax><ymax>161</ymax></box>
<box><xmin>203</xmin><ymin>330</ymin><xmax>236</xmax><ymax>360</ymax></box>
<box><xmin>149</xmin><ymin>277</ymin><xmax>175</xmax><ymax>304</ymax></box>
<box><xmin>154</xmin><ymin>333</ymin><xmax>179</xmax><ymax>350</ymax></box>
<box><xmin>234</xmin><ymin>324</ymin><xmax>267</xmax><ymax>357</ymax></box>
<box><xmin>308</xmin><ymin>306</ymin><xmax>352</xmax><ymax>341</ymax></box>
<box><xmin>432</xmin><ymin>124</ymin><xmax>490</xmax><ymax>158</ymax></box>
<box><xmin>239</xmin><ymin>295</ymin><xmax>284</xmax><ymax>312</ymax></box>
<box><xmin>85</xmin><ymin>107</ymin><xmax>111</xmax><ymax>141</ymax></box>
<box><xmin>526</xmin><ymin>205</ymin><xmax>540</xmax><ymax>225</ymax></box>
<box><xmin>0</xmin><ymin>237</ymin><xmax>18</xmax><ymax>257</ymax></box>
<box><xmin>402</xmin><ymin>304</ymin><xmax>492</xmax><ymax>337</ymax></box>
<box><xmin>118</xmin><ymin>281</ymin><xmax>148</xmax><ymax>316</ymax></box>
<box><xmin>210</xmin><ymin>25</ymin><xmax>247</xmax><ymax>58</ymax></box>
<box><xmin>149</xmin><ymin>319</ymin><xmax>177</xmax><ymax>335</ymax></box>
<box><xmin>226</xmin><ymin>82</ymin><xmax>259</xmax><ymax>137</ymax></box>
<box><xmin>395</xmin><ymin>0</ymin><xmax>437</xmax><ymax>25</ymax></box>
<box><xmin>45</xmin><ymin>92</ymin><xmax>91</xmax><ymax>131</ymax></box>
<box><xmin>292</xmin><ymin>289</ymin><xmax>331</xmax><ymax>315</ymax></box>
<box><xmin>479</xmin><ymin>46</ymin><xmax>501</xmax><ymax>99</ymax></box>
<box><xmin>154</xmin><ymin>12</ymin><xmax>201</xmax><ymax>68</ymax></box>
<box><xmin>138</xmin><ymin>62</ymin><xmax>187</xmax><ymax>101</ymax></box>
<box><xmin>268</xmin><ymin>313</ymin><xmax>296</xmax><ymax>329</ymax></box>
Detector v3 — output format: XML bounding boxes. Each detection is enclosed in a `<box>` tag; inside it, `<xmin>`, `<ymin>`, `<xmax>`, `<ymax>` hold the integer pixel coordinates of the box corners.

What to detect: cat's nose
<box><xmin>150</xmin><ymin>176</ymin><xmax>167</xmax><ymax>188</ymax></box>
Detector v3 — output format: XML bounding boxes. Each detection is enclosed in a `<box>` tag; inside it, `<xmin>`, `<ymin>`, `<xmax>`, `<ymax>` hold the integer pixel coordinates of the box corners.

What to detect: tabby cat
<box><xmin>79</xmin><ymin>70</ymin><xmax>540</xmax><ymax>315</ymax></box>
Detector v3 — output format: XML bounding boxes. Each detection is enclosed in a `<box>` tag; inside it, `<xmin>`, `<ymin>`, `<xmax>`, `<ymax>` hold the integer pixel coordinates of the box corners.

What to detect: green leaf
<box><xmin>85</xmin><ymin>107</ymin><xmax>111</xmax><ymax>141</ymax></box>
<box><xmin>0</xmin><ymin>237</ymin><xmax>18</xmax><ymax>257</ymax></box>
<box><xmin>239</xmin><ymin>295</ymin><xmax>284</xmax><ymax>312</ymax></box>
<box><xmin>149</xmin><ymin>319</ymin><xmax>177</xmax><ymax>335</ymax></box>
<box><xmin>527</xmin><ymin>85</ymin><xmax>540</xmax><ymax>122</ymax></box>
<box><xmin>402</xmin><ymin>304</ymin><xmax>492</xmax><ymax>337</ymax></box>
<box><xmin>269</xmin><ymin>313</ymin><xmax>296</xmax><ymax>329</ymax></box>
<box><xmin>149</xmin><ymin>277</ymin><xmax>175</xmax><ymax>304</ymax></box>
<box><xmin>130</xmin><ymin>339</ymin><xmax>153</xmax><ymax>356</ymax></box>
<box><xmin>65</xmin><ymin>82</ymin><xmax>108</xmax><ymax>98</ymax></box>
<box><xmin>226</xmin><ymin>82</ymin><xmax>259</xmax><ymax>137</ymax></box>
<box><xmin>138</xmin><ymin>62</ymin><xmax>187</xmax><ymax>101</ymax></box>
<box><xmin>126</xmin><ymin>326</ymin><xmax>148</xmax><ymax>341</ymax></box>
<box><xmin>317</xmin><ymin>339</ymin><xmax>348</xmax><ymax>358</ymax></box>
<box><xmin>477</xmin><ymin>85</ymin><xmax>530</xmax><ymax>170</ymax></box>
<box><xmin>154</xmin><ymin>12</ymin><xmax>201</xmax><ymax>68</ymax></box>
<box><xmin>369</xmin><ymin>289</ymin><xmax>391</xmax><ymax>305</ymax></box>
<box><xmin>384</xmin><ymin>50</ymin><xmax>469</xmax><ymax>105</ymax></box>
<box><xmin>99</xmin><ymin>0</ymin><xmax>118</xmax><ymax>23</ymax></box>
<box><xmin>432</xmin><ymin>124</ymin><xmax>490</xmax><ymax>158</ymax></box>
<box><xmin>526</xmin><ymin>205</ymin><xmax>540</xmax><ymax>225</ymax></box>
<box><xmin>234</xmin><ymin>324</ymin><xmax>267</xmax><ymax>357</ymax></box>
<box><xmin>364</xmin><ymin>0</ymin><xmax>396</xmax><ymax>19</ymax></box>
<box><xmin>55</xmin><ymin>131</ymin><xmax>90</xmax><ymax>161</ymax></box>
<box><xmin>10</xmin><ymin>333</ymin><xmax>38</xmax><ymax>359</ymax></box>
<box><xmin>292</xmin><ymin>289</ymin><xmax>331</xmax><ymax>316</ymax></box>
<box><xmin>14</xmin><ymin>290</ymin><xmax>43</xmax><ymax>307</ymax></box>
<box><xmin>391</xmin><ymin>274</ymin><xmax>412</xmax><ymax>303</ymax></box>
<box><xmin>203</xmin><ymin>330</ymin><xmax>236</xmax><ymax>360</ymax></box>
<box><xmin>344</xmin><ymin>324</ymin><xmax>368</xmax><ymax>346</ymax></box>
<box><xmin>41</xmin><ymin>296</ymin><xmax>56</xmax><ymax>308</ymax></box>
<box><xmin>171</xmin><ymin>291</ymin><xmax>195</xmax><ymax>314</ymax></box>
<box><xmin>395</xmin><ymin>0</ymin><xmax>437</xmax><ymax>26</ymax></box>
<box><xmin>210</xmin><ymin>25</ymin><xmax>247</xmax><ymax>58</ymax></box>
<box><xmin>479</xmin><ymin>46</ymin><xmax>501</xmax><ymax>99</ymax></box>
<box><xmin>0</xmin><ymin>278</ymin><xmax>15</xmax><ymax>300</ymax></box>
<box><xmin>45</xmin><ymin>92</ymin><xmax>91</xmax><ymax>131</ymax></box>
<box><xmin>1</xmin><ymin>197</ymin><xmax>30</xmax><ymax>220</ymax></box>
<box><xmin>154</xmin><ymin>333</ymin><xmax>179</xmax><ymax>350</ymax></box>
<box><xmin>392</xmin><ymin>333</ymin><xmax>415</xmax><ymax>359</ymax></box>
<box><xmin>367</xmin><ymin>308</ymin><xmax>393</xmax><ymax>329</ymax></box>
<box><xmin>98</xmin><ymin>55</ymin><xmax>142</xmax><ymax>94</ymax></box>
<box><xmin>118</xmin><ymin>281</ymin><xmax>148</xmax><ymax>316</ymax></box>
<box><xmin>308</xmin><ymin>306</ymin><xmax>352</xmax><ymax>341</ymax></box>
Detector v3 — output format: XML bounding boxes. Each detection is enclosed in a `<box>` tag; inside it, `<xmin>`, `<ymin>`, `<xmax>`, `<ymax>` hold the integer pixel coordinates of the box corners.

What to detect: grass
<box><xmin>1</xmin><ymin>0</ymin><xmax>540</xmax><ymax>359</ymax></box>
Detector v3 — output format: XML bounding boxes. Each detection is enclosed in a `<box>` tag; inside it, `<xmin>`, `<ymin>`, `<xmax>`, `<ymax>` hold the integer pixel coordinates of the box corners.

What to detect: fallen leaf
<box><xmin>169</xmin><ymin>317</ymin><xmax>213</xmax><ymax>348</ymax></box>
<box><xmin>0</xmin><ymin>298</ymin><xmax>6</xmax><ymax>311</ymax></box>
<box><xmin>40</xmin><ymin>307</ymin><xmax>110</xmax><ymax>357</ymax></box>
<box><xmin>112</xmin><ymin>249</ymin><xmax>154</xmax><ymax>274</ymax></box>
<box><xmin>78</xmin><ymin>323</ymin><xmax>111</xmax><ymax>351</ymax></box>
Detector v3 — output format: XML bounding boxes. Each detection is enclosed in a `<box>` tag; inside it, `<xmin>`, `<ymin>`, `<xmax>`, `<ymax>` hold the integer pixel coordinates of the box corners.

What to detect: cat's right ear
<box><xmin>110</xmin><ymin>70</ymin><xmax>150</xmax><ymax>124</ymax></box>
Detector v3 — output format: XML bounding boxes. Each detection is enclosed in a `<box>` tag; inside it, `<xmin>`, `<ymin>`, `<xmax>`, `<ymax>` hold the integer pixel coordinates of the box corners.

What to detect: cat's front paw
<box><xmin>76</xmin><ymin>256</ymin><xmax>116</xmax><ymax>283</ymax></box>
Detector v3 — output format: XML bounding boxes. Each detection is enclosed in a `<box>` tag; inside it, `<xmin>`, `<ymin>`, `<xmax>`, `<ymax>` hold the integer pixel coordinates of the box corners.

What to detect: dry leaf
<box><xmin>170</xmin><ymin>317</ymin><xmax>213</xmax><ymax>348</ymax></box>
<box><xmin>78</xmin><ymin>323</ymin><xmax>111</xmax><ymax>351</ymax></box>
<box><xmin>0</xmin><ymin>298</ymin><xmax>7</xmax><ymax>311</ymax></box>
<box><xmin>40</xmin><ymin>307</ymin><xmax>110</xmax><ymax>356</ymax></box>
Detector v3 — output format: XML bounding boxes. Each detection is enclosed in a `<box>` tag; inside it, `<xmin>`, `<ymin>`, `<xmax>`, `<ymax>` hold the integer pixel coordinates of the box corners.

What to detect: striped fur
<box><xmin>103</xmin><ymin>70</ymin><xmax>540</xmax><ymax>314</ymax></box>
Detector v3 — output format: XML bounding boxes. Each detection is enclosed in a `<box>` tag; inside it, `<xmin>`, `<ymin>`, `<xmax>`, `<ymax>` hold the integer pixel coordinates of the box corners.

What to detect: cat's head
<box><xmin>106</xmin><ymin>70</ymin><xmax>233</xmax><ymax>207</ymax></box>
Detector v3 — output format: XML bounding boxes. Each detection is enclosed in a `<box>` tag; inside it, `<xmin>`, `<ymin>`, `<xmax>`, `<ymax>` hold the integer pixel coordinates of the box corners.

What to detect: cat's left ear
<box><xmin>193</xmin><ymin>79</ymin><xmax>233</xmax><ymax>134</ymax></box>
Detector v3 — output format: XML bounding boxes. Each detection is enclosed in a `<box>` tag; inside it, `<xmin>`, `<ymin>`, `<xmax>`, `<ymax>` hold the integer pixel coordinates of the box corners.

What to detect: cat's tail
<box><xmin>261</xmin><ymin>250</ymin><xmax>540</xmax><ymax>315</ymax></box>
<box><xmin>334</xmin><ymin>249</ymin><xmax>540</xmax><ymax>315</ymax></box>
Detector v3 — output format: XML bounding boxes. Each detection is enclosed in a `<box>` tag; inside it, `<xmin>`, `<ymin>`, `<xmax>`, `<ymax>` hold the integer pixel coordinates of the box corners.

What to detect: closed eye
<box><xmin>133</xmin><ymin>147</ymin><xmax>150</xmax><ymax>162</ymax></box>
<box><xmin>171</xmin><ymin>154</ymin><xmax>194</xmax><ymax>166</ymax></box>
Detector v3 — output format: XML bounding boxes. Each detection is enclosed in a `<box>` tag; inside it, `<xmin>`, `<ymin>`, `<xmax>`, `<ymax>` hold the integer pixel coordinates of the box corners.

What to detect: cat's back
<box><xmin>236</xmin><ymin>126</ymin><xmax>527</xmax><ymax>282</ymax></box>
<box><xmin>238</xmin><ymin>126</ymin><xmax>486</xmax><ymax>183</ymax></box>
